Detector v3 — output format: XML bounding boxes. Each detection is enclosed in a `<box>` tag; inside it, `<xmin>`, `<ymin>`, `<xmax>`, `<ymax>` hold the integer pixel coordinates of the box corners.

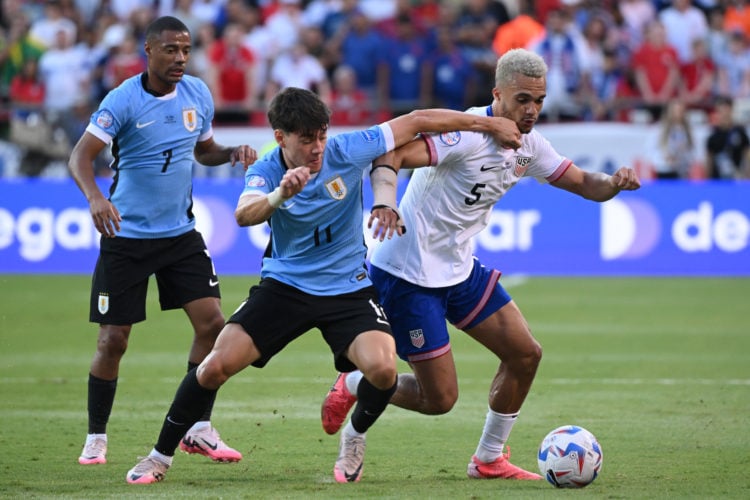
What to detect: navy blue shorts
<box><xmin>370</xmin><ymin>258</ymin><xmax>511</xmax><ymax>363</ymax></box>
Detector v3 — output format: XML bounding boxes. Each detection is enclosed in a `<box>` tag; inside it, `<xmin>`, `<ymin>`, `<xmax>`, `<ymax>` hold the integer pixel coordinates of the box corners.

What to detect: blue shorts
<box><xmin>370</xmin><ymin>258</ymin><xmax>511</xmax><ymax>363</ymax></box>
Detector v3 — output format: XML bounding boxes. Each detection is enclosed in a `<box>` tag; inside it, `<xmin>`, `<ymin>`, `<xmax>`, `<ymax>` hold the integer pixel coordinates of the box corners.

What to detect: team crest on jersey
<box><xmin>182</xmin><ymin>107</ymin><xmax>197</xmax><ymax>132</ymax></box>
<box><xmin>96</xmin><ymin>110</ymin><xmax>114</xmax><ymax>129</ymax></box>
<box><xmin>409</xmin><ymin>329</ymin><xmax>425</xmax><ymax>348</ymax></box>
<box><xmin>514</xmin><ymin>156</ymin><xmax>532</xmax><ymax>176</ymax></box>
<box><xmin>98</xmin><ymin>293</ymin><xmax>109</xmax><ymax>315</ymax></box>
<box><xmin>325</xmin><ymin>175</ymin><xmax>347</xmax><ymax>200</ymax></box>
<box><xmin>247</xmin><ymin>175</ymin><xmax>266</xmax><ymax>187</ymax></box>
<box><xmin>439</xmin><ymin>131</ymin><xmax>461</xmax><ymax>146</ymax></box>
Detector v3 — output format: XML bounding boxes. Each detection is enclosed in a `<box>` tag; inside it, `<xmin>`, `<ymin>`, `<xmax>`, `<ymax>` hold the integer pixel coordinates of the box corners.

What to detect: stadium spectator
<box><xmin>328</xmin><ymin>64</ymin><xmax>372</xmax><ymax>125</ymax></box>
<box><xmin>123</xmin><ymin>86</ymin><xmax>524</xmax><ymax>486</ymax></box>
<box><xmin>29</xmin><ymin>0</ymin><xmax>77</xmax><ymax>49</ymax></box>
<box><xmin>265</xmin><ymin>41</ymin><xmax>331</xmax><ymax>104</ymax></box>
<box><xmin>454</xmin><ymin>0</ymin><xmax>506</xmax><ymax>105</ymax></box>
<box><xmin>206</xmin><ymin>22</ymin><xmax>257</xmax><ymax>123</ymax></box>
<box><xmin>705</xmin><ymin>95</ymin><xmax>750</xmax><ymax>179</ymax></box>
<box><xmin>617</xmin><ymin>0</ymin><xmax>656</xmax><ymax>50</ymax></box>
<box><xmin>325</xmin><ymin>7</ymin><xmax>384</xmax><ymax>98</ymax></box>
<box><xmin>531</xmin><ymin>7</ymin><xmax>587</xmax><ymax>121</ymax></box>
<box><xmin>630</xmin><ymin>20</ymin><xmax>681</xmax><ymax>121</ymax></box>
<box><xmin>707</xmin><ymin>6</ymin><xmax>731</xmax><ymax>65</ymax></box>
<box><xmin>320</xmin><ymin>48</ymin><xmax>640</xmax><ymax>483</ymax></box>
<box><xmin>678</xmin><ymin>37</ymin><xmax>716</xmax><ymax>111</ymax></box>
<box><xmin>264</xmin><ymin>0</ymin><xmax>305</xmax><ymax>54</ymax></box>
<box><xmin>723</xmin><ymin>0</ymin><xmax>750</xmax><ymax>40</ymax></box>
<box><xmin>376</xmin><ymin>12</ymin><xmax>431</xmax><ymax>116</ymax></box>
<box><xmin>319</xmin><ymin>0</ymin><xmax>359</xmax><ymax>40</ymax></box>
<box><xmin>101</xmin><ymin>32</ymin><xmax>146</xmax><ymax>92</ymax></box>
<box><xmin>715</xmin><ymin>30</ymin><xmax>750</xmax><ymax>99</ymax></box>
<box><xmin>0</xmin><ymin>15</ymin><xmax>45</xmax><ymax>100</ymax></box>
<box><xmin>491</xmin><ymin>0</ymin><xmax>546</xmax><ymax>56</ymax></box>
<box><xmin>68</xmin><ymin>15</ymin><xmax>256</xmax><ymax>468</ymax></box>
<box><xmin>647</xmin><ymin>99</ymin><xmax>695</xmax><ymax>179</ymax></box>
<box><xmin>658</xmin><ymin>0</ymin><xmax>709</xmax><ymax>63</ymax></box>
<box><xmin>425</xmin><ymin>25</ymin><xmax>476</xmax><ymax>110</ymax></box>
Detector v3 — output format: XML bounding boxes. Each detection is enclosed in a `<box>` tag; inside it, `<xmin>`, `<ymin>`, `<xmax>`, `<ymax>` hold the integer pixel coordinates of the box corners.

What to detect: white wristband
<box><xmin>267</xmin><ymin>187</ymin><xmax>289</xmax><ymax>208</ymax></box>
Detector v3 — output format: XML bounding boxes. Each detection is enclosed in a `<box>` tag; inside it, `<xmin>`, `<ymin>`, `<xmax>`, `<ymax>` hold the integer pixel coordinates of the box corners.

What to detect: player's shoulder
<box><xmin>180</xmin><ymin>74</ymin><xmax>211</xmax><ymax>94</ymax></box>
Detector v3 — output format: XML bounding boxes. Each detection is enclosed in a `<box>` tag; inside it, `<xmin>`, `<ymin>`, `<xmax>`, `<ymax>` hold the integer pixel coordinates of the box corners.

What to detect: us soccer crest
<box><xmin>325</xmin><ymin>176</ymin><xmax>347</xmax><ymax>200</ymax></box>
<box><xmin>409</xmin><ymin>329</ymin><xmax>425</xmax><ymax>348</ymax></box>
<box><xmin>514</xmin><ymin>156</ymin><xmax>531</xmax><ymax>176</ymax></box>
<box><xmin>182</xmin><ymin>107</ymin><xmax>197</xmax><ymax>132</ymax></box>
<box><xmin>98</xmin><ymin>293</ymin><xmax>109</xmax><ymax>314</ymax></box>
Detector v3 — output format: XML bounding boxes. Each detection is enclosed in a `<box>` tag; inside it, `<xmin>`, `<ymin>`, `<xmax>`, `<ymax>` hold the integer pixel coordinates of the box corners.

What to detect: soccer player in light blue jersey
<box><xmin>68</xmin><ymin>16</ymin><xmax>257</xmax><ymax>468</ymax></box>
<box><xmin>125</xmin><ymin>86</ymin><xmax>524</xmax><ymax>484</ymax></box>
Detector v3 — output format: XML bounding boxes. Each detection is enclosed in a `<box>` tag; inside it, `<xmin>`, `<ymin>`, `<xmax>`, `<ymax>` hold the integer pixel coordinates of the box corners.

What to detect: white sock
<box><xmin>189</xmin><ymin>420</ymin><xmax>210</xmax><ymax>432</ymax></box>
<box><xmin>343</xmin><ymin>421</ymin><xmax>365</xmax><ymax>439</ymax></box>
<box><xmin>148</xmin><ymin>448</ymin><xmax>173</xmax><ymax>467</ymax></box>
<box><xmin>345</xmin><ymin>370</ymin><xmax>364</xmax><ymax>395</ymax></box>
<box><xmin>474</xmin><ymin>408</ymin><xmax>519</xmax><ymax>463</ymax></box>
<box><xmin>86</xmin><ymin>433</ymin><xmax>106</xmax><ymax>444</ymax></box>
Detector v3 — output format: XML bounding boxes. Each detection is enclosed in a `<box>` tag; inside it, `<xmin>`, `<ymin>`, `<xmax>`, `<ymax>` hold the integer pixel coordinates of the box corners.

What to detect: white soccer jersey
<box><xmin>370</xmin><ymin>110</ymin><xmax>572</xmax><ymax>287</ymax></box>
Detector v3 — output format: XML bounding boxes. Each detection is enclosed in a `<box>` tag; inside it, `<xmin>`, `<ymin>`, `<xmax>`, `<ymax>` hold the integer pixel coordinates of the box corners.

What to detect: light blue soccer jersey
<box><xmin>241</xmin><ymin>126</ymin><xmax>391</xmax><ymax>295</ymax></box>
<box><xmin>86</xmin><ymin>73</ymin><xmax>214</xmax><ymax>238</ymax></box>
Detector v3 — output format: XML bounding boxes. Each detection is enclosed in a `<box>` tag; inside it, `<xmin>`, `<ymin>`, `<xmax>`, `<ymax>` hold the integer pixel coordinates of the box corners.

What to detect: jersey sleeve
<box><xmin>525</xmin><ymin>130</ymin><xmax>572</xmax><ymax>183</ymax></box>
<box><xmin>86</xmin><ymin>84</ymin><xmax>130</xmax><ymax>143</ymax></box>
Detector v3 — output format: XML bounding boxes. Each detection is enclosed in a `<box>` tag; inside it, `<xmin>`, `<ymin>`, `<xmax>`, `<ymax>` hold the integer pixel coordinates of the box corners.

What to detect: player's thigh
<box><xmin>408</xmin><ymin>349</ymin><xmax>459</xmax><ymax>401</ymax></box>
<box><xmin>466</xmin><ymin>300</ymin><xmax>538</xmax><ymax>360</ymax></box>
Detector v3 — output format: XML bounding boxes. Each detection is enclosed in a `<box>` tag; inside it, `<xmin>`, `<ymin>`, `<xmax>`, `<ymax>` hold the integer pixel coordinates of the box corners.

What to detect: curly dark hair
<box><xmin>267</xmin><ymin>87</ymin><xmax>331</xmax><ymax>138</ymax></box>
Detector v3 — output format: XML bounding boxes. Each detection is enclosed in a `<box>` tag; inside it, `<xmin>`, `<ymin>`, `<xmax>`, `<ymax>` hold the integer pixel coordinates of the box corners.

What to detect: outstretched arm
<box><xmin>552</xmin><ymin>163</ymin><xmax>641</xmax><ymax>201</ymax></box>
<box><xmin>387</xmin><ymin>109</ymin><xmax>521</xmax><ymax>150</ymax></box>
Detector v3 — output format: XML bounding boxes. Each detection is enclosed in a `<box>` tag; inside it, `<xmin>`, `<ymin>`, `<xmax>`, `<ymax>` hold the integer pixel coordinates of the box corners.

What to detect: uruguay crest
<box><xmin>182</xmin><ymin>107</ymin><xmax>197</xmax><ymax>132</ymax></box>
<box><xmin>98</xmin><ymin>293</ymin><xmax>109</xmax><ymax>315</ymax></box>
<box><xmin>325</xmin><ymin>176</ymin><xmax>347</xmax><ymax>200</ymax></box>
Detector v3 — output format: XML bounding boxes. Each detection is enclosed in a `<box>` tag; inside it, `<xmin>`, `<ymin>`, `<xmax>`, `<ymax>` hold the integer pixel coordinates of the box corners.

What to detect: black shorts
<box><xmin>89</xmin><ymin>230</ymin><xmax>220</xmax><ymax>325</ymax></box>
<box><xmin>228</xmin><ymin>278</ymin><xmax>392</xmax><ymax>372</ymax></box>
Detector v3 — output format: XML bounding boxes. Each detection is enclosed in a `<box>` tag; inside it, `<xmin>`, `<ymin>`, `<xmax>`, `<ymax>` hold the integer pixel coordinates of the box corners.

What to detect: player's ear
<box><xmin>274</xmin><ymin>129</ymin><xmax>284</xmax><ymax>147</ymax></box>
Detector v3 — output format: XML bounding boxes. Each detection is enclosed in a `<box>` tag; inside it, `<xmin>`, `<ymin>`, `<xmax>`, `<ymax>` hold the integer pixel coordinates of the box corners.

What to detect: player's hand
<box><xmin>279</xmin><ymin>166</ymin><xmax>311</xmax><ymax>198</ymax></box>
<box><xmin>368</xmin><ymin>205</ymin><xmax>406</xmax><ymax>241</ymax></box>
<box><xmin>490</xmin><ymin>116</ymin><xmax>522</xmax><ymax>150</ymax></box>
<box><xmin>231</xmin><ymin>145</ymin><xmax>258</xmax><ymax>170</ymax></box>
<box><xmin>611</xmin><ymin>167</ymin><xmax>641</xmax><ymax>191</ymax></box>
<box><xmin>89</xmin><ymin>195</ymin><xmax>121</xmax><ymax>238</ymax></box>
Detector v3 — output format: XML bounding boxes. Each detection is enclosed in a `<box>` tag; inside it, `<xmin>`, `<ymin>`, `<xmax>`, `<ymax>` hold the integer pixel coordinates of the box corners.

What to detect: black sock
<box><xmin>350</xmin><ymin>376</ymin><xmax>398</xmax><ymax>434</ymax></box>
<box><xmin>87</xmin><ymin>374</ymin><xmax>117</xmax><ymax>434</ymax></box>
<box><xmin>188</xmin><ymin>361</ymin><xmax>217</xmax><ymax>422</ymax></box>
<box><xmin>154</xmin><ymin>368</ymin><xmax>217</xmax><ymax>456</ymax></box>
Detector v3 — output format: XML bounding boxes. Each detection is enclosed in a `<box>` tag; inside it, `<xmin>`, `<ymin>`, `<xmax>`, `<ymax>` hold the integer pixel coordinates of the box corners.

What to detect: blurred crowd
<box><xmin>2</xmin><ymin>0</ymin><xmax>750</xmax><ymax>178</ymax></box>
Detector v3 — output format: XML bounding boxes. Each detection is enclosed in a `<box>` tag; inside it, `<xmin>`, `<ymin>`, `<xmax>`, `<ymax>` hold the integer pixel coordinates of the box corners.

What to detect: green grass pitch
<box><xmin>0</xmin><ymin>275</ymin><xmax>748</xmax><ymax>499</ymax></box>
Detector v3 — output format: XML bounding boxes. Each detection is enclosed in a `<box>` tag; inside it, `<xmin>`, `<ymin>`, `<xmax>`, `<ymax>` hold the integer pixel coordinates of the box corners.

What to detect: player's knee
<box><xmin>196</xmin><ymin>356</ymin><xmax>230</xmax><ymax>389</ymax></box>
<box><xmin>97</xmin><ymin>326</ymin><xmax>129</xmax><ymax>358</ymax></box>
<box><xmin>363</xmin><ymin>362</ymin><xmax>397</xmax><ymax>391</ymax></box>
<box><xmin>423</xmin><ymin>391</ymin><xmax>457</xmax><ymax>415</ymax></box>
<box><xmin>519</xmin><ymin>338</ymin><xmax>542</xmax><ymax>375</ymax></box>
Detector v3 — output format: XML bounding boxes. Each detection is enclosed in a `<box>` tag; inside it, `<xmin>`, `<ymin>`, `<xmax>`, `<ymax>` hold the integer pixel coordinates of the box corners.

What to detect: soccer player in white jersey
<box><xmin>124</xmin><ymin>87</ymin><xmax>523</xmax><ymax>484</ymax></box>
<box><xmin>321</xmin><ymin>48</ymin><xmax>641</xmax><ymax>479</ymax></box>
<box><xmin>68</xmin><ymin>16</ymin><xmax>257</xmax><ymax>467</ymax></box>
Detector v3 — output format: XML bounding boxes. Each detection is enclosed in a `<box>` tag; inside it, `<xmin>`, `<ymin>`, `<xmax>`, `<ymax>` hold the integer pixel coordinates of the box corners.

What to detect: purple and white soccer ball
<box><xmin>537</xmin><ymin>425</ymin><xmax>603</xmax><ymax>488</ymax></box>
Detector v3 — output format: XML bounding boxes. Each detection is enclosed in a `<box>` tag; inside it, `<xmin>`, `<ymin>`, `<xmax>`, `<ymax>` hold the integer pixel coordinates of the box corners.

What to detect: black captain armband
<box><xmin>371</xmin><ymin>204</ymin><xmax>401</xmax><ymax>219</ymax></box>
<box><xmin>371</xmin><ymin>164</ymin><xmax>398</xmax><ymax>176</ymax></box>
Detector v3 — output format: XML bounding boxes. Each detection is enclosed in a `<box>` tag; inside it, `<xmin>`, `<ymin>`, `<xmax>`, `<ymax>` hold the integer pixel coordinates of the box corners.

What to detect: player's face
<box><xmin>145</xmin><ymin>30</ymin><xmax>191</xmax><ymax>94</ymax></box>
<box><xmin>278</xmin><ymin>129</ymin><xmax>327</xmax><ymax>173</ymax></box>
<box><xmin>494</xmin><ymin>74</ymin><xmax>546</xmax><ymax>134</ymax></box>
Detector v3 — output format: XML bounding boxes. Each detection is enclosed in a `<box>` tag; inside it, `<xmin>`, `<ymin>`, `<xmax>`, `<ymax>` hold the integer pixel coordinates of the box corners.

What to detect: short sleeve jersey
<box><xmin>241</xmin><ymin>125</ymin><xmax>395</xmax><ymax>295</ymax></box>
<box><xmin>86</xmin><ymin>73</ymin><xmax>214</xmax><ymax>238</ymax></box>
<box><xmin>370</xmin><ymin>105</ymin><xmax>572</xmax><ymax>287</ymax></box>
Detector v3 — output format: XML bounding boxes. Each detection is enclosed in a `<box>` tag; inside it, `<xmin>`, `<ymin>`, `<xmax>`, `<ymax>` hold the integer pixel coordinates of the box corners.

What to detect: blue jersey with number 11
<box><xmin>86</xmin><ymin>73</ymin><xmax>214</xmax><ymax>238</ymax></box>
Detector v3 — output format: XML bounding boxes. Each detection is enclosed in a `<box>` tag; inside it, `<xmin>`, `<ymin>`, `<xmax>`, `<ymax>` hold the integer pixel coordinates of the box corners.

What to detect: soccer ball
<box><xmin>537</xmin><ymin>425</ymin><xmax>603</xmax><ymax>488</ymax></box>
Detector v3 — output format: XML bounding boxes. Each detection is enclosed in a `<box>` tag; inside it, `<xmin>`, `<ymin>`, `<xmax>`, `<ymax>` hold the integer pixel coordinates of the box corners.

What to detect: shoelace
<box><xmin>339</xmin><ymin>435</ymin><xmax>365</xmax><ymax>470</ymax></box>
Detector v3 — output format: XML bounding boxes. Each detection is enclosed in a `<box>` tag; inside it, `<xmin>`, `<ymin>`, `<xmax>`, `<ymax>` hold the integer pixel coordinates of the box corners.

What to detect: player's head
<box><xmin>144</xmin><ymin>16</ymin><xmax>191</xmax><ymax>93</ymax></box>
<box><xmin>492</xmin><ymin>49</ymin><xmax>547</xmax><ymax>134</ymax></box>
<box><xmin>268</xmin><ymin>87</ymin><xmax>331</xmax><ymax>173</ymax></box>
